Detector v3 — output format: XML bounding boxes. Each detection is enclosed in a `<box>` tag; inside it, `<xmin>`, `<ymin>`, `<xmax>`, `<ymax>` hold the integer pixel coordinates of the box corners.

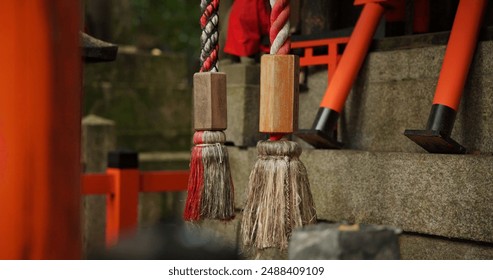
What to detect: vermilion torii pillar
<box><xmin>0</xmin><ymin>1</ymin><xmax>82</xmax><ymax>259</ymax></box>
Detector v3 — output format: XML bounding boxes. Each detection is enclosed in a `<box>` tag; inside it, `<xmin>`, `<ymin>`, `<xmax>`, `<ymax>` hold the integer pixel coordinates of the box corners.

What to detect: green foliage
<box><xmin>115</xmin><ymin>0</ymin><xmax>201</xmax><ymax>53</ymax></box>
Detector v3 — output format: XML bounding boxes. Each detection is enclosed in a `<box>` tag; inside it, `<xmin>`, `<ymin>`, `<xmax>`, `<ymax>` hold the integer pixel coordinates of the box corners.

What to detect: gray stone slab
<box><xmin>223</xmin><ymin>63</ymin><xmax>264</xmax><ymax>147</ymax></box>
<box><xmin>228</xmin><ymin>147</ymin><xmax>493</xmax><ymax>243</ymax></box>
<box><xmin>225</xmin><ymin>85</ymin><xmax>263</xmax><ymax>147</ymax></box>
<box><xmin>305</xmin><ymin>150</ymin><xmax>493</xmax><ymax>243</ymax></box>
<box><xmin>223</xmin><ymin>63</ymin><xmax>260</xmax><ymax>86</ymax></box>
<box><xmin>342</xmin><ymin>79</ymin><xmax>435</xmax><ymax>153</ymax></box>
<box><xmin>81</xmin><ymin>115</ymin><xmax>116</xmax><ymax>258</ymax></box>
<box><xmin>362</xmin><ymin>50</ymin><xmax>411</xmax><ymax>83</ymax></box>
<box><xmin>400</xmin><ymin>234</ymin><xmax>493</xmax><ymax>260</ymax></box>
<box><xmin>298</xmin><ymin>70</ymin><xmax>326</xmax><ymax>134</ymax></box>
<box><xmin>455</xmin><ymin>75</ymin><xmax>493</xmax><ymax>153</ymax></box>
<box><xmin>469</xmin><ymin>41</ymin><xmax>493</xmax><ymax>78</ymax></box>
<box><xmin>197</xmin><ymin>212</ymin><xmax>287</xmax><ymax>260</ymax></box>
<box><xmin>228</xmin><ymin>147</ymin><xmax>257</xmax><ymax>209</ymax></box>
<box><xmin>407</xmin><ymin>46</ymin><xmax>445</xmax><ymax>80</ymax></box>
<box><xmin>199</xmin><ymin>213</ymin><xmax>493</xmax><ymax>260</ymax></box>
<box><xmin>289</xmin><ymin>223</ymin><xmax>400</xmax><ymax>260</ymax></box>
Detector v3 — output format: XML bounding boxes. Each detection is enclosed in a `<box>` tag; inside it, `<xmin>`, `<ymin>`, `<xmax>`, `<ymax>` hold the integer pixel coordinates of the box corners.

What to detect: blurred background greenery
<box><xmin>83</xmin><ymin>0</ymin><xmax>213</xmax><ymax>154</ymax></box>
<box><xmin>85</xmin><ymin>0</ymin><xmax>201</xmax><ymax>54</ymax></box>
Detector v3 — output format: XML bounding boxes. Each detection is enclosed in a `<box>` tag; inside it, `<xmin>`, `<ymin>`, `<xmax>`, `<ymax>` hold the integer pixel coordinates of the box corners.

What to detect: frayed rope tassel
<box><xmin>184</xmin><ymin>130</ymin><xmax>235</xmax><ymax>221</ymax></box>
<box><xmin>241</xmin><ymin>140</ymin><xmax>317</xmax><ymax>250</ymax></box>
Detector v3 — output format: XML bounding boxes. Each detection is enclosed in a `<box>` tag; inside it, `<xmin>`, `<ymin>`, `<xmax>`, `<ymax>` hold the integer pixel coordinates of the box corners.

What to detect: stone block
<box><xmin>223</xmin><ymin>63</ymin><xmax>261</xmax><ymax>86</ymax></box>
<box><xmin>81</xmin><ymin>114</ymin><xmax>116</xmax><ymax>258</ymax></box>
<box><xmin>470</xmin><ymin>41</ymin><xmax>493</xmax><ymax>78</ymax></box>
<box><xmin>298</xmin><ymin>70</ymin><xmax>326</xmax><ymax>133</ymax></box>
<box><xmin>342</xmin><ymin>79</ymin><xmax>435</xmax><ymax>153</ymax></box>
<box><xmin>198</xmin><ymin>212</ymin><xmax>287</xmax><ymax>260</ymax></box>
<box><xmin>289</xmin><ymin>223</ymin><xmax>400</xmax><ymax>260</ymax></box>
<box><xmin>224</xmin><ymin>63</ymin><xmax>264</xmax><ymax>146</ymax></box>
<box><xmin>228</xmin><ymin>147</ymin><xmax>256</xmax><ymax>208</ymax></box>
<box><xmin>361</xmin><ymin>50</ymin><xmax>410</xmax><ymax>83</ymax></box>
<box><xmin>407</xmin><ymin>45</ymin><xmax>445</xmax><ymax>80</ymax></box>
<box><xmin>400</xmin><ymin>234</ymin><xmax>493</xmax><ymax>260</ymax></box>
<box><xmin>304</xmin><ymin>150</ymin><xmax>493</xmax><ymax>243</ymax></box>
<box><xmin>228</xmin><ymin>147</ymin><xmax>493</xmax><ymax>244</ymax></box>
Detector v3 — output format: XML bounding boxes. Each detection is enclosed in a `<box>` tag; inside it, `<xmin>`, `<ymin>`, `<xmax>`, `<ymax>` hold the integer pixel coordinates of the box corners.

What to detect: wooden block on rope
<box><xmin>259</xmin><ymin>55</ymin><xmax>299</xmax><ymax>134</ymax></box>
<box><xmin>193</xmin><ymin>72</ymin><xmax>227</xmax><ymax>131</ymax></box>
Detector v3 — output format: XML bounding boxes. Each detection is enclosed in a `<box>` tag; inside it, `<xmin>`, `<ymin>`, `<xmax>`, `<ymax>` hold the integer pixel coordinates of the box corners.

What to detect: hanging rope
<box><xmin>184</xmin><ymin>0</ymin><xmax>234</xmax><ymax>222</ymax></box>
<box><xmin>269</xmin><ymin>0</ymin><xmax>290</xmax><ymax>55</ymax></box>
<box><xmin>200</xmin><ymin>0</ymin><xmax>219</xmax><ymax>72</ymax></box>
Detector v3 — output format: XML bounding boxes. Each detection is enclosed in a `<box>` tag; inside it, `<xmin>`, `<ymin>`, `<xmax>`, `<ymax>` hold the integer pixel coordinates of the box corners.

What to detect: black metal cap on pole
<box><xmin>295</xmin><ymin>107</ymin><xmax>343</xmax><ymax>149</ymax></box>
<box><xmin>404</xmin><ymin>104</ymin><xmax>465</xmax><ymax>154</ymax></box>
<box><xmin>107</xmin><ymin>150</ymin><xmax>139</xmax><ymax>169</ymax></box>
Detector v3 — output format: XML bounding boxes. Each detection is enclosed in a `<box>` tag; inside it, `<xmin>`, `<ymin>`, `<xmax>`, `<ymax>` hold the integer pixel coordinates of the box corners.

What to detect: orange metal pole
<box><xmin>404</xmin><ymin>0</ymin><xmax>486</xmax><ymax>154</ymax></box>
<box><xmin>320</xmin><ymin>2</ymin><xmax>385</xmax><ymax>112</ymax></box>
<box><xmin>105</xmin><ymin>168</ymin><xmax>140</xmax><ymax>247</ymax></box>
<box><xmin>0</xmin><ymin>1</ymin><xmax>81</xmax><ymax>259</ymax></box>
<box><xmin>432</xmin><ymin>0</ymin><xmax>486</xmax><ymax>111</ymax></box>
<box><xmin>296</xmin><ymin>1</ymin><xmax>385</xmax><ymax>149</ymax></box>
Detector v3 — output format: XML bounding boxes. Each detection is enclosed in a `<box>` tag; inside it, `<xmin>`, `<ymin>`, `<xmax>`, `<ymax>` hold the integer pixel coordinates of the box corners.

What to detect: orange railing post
<box><xmin>0</xmin><ymin>0</ymin><xmax>81</xmax><ymax>259</ymax></box>
<box><xmin>105</xmin><ymin>151</ymin><xmax>140</xmax><ymax>247</ymax></box>
<box><xmin>405</xmin><ymin>0</ymin><xmax>487</xmax><ymax>154</ymax></box>
<box><xmin>296</xmin><ymin>0</ymin><xmax>387</xmax><ymax>149</ymax></box>
<box><xmin>291</xmin><ymin>37</ymin><xmax>350</xmax><ymax>83</ymax></box>
<box><xmin>81</xmin><ymin>150</ymin><xmax>189</xmax><ymax>247</ymax></box>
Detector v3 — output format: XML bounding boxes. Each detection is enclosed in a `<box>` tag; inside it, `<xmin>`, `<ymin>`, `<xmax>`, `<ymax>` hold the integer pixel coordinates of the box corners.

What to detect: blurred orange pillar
<box><xmin>0</xmin><ymin>1</ymin><xmax>81</xmax><ymax>259</ymax></box>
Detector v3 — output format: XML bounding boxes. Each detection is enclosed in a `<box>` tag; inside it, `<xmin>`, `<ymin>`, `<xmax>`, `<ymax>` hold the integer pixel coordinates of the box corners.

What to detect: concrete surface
<box><xmin>81</xmin><ymin>115</ymin><xmax>116</xmax><ymax>257</ymax></box>
<box><xmin>289</xmin><ymin>223</ymin><xmax>400</xmax><ymax>260</ymax></box>
<box><xmin>400</xmin><ymin>234</ymin><xmax>493</xmax><ymax>260</ymax></box>
<box><xmin>223</xmin><ymin>63</ymin><xmax>264</xmax><ymax>147</ymax></box>
<box><xmin>228</xmin><ymin>147</ymin><xmax>493</xmax><ymax>244</ymax></box>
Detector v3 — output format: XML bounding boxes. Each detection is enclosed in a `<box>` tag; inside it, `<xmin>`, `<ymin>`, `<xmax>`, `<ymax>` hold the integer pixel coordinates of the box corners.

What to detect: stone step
<box><xmin>200</xmin><ymin>214</ymin><xmax>493</xmax><ymax>260</ymax></box>
<box><xmin>298</xmin><ymin>40</ymin><xmax>493</xmax><ymax>153</ymax></box>
<box><xmin>227</xmin><ymin>147</ymin><xmax>493</xmax><ymax>244</ymax></box>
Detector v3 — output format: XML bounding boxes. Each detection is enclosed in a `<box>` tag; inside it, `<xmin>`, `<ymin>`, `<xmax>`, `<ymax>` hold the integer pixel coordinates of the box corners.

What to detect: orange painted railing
<box><xmin>291</xmin><ymin>37</ymin><xmax>350</xmax><ymax>83</ymax></box>
<box><xmin>82</xmin><ymin>169</ymin><xmax>189</xmax><ymax>246</ymax></box>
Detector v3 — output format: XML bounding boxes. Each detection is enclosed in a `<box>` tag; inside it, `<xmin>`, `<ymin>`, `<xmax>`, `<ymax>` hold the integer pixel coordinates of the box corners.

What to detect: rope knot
<box><xmin>256</xmin><ymin>140</ymin><xmax>302</xmax><ymax>158</ymax></box>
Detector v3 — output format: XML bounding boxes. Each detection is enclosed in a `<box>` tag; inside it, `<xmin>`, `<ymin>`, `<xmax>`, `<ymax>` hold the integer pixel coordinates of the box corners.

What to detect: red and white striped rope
<box><xmin>200</xmin><ymin>0</ymin><xmax>219</xmax><ymax>72</ymax></box>
<box><xmin>269</xmin><ymin>0</ymin><xmax>290</xmax><ymax>55</ymax></box>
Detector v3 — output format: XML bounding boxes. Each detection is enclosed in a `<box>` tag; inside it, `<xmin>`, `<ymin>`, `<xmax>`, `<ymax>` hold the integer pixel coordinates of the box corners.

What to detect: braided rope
<box><xmin>269</xmin><ymin>0</ymin><xmax>290</xmax><ymax>55</ymax></box>
<box><xmin>200</xmin><ymin>0</ymin><xmax>219</xmax><ymax>72</ymax></box>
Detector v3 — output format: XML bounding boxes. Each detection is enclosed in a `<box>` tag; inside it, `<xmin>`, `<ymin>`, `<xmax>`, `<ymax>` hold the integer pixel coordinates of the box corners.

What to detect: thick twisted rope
<box><xmin>200</xmin><ymin>0</ymin><xmax>219</xmax><ymax>72</ymax></box>
<box><xmin>269</xmin><ymin>0</ymin><xmax>290</xmax><ymax>55</ymax></box>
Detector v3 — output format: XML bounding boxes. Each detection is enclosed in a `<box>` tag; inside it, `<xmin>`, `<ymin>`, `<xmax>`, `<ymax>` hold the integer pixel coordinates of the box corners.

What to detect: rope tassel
<box><xmin>184</xmin><ymin>131</ymin><xmax>234</xmax><ymax>221</ymax></box>
<box><xmin>184</xmin><ymin>0</ymin><xmax>234</xmax><ymax>222</ymax></box>
<box><xmin>241</xmin><ymin>140</ymin><xmax>316</xmax><ymax>249</ymax></box>
<box><xmin>241</xmin><ymin>0</ymin><xmax>317</xmax><ymax>250</ymax></box>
